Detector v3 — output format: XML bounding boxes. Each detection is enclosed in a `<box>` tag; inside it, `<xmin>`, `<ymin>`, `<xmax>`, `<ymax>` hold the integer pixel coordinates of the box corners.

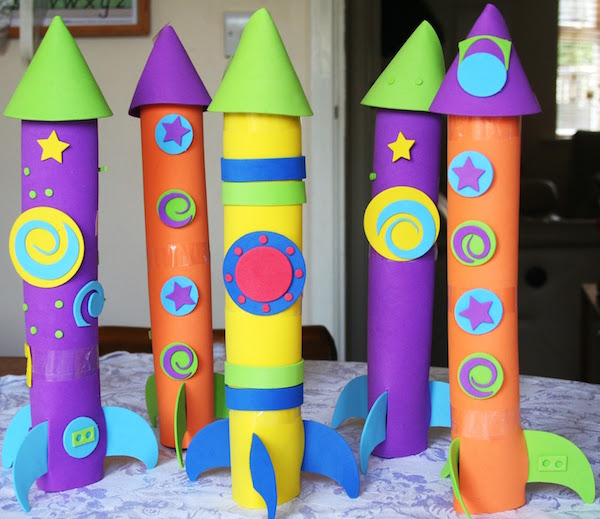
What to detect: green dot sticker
<box><xmin>451</xmin><ymin>220</ymin><xmax>496</xmax><ymax>267</ymax></box>
<box><xmin>369</xmin><ymin>172</ymin><xmax>377</xmax><ymax>181</ymax></box>
<box><xmin>55</xmin><ymin>300</ymin><xmax>64</xmax><ymax>309</ymax></box>
<box><xmin>55</xmin><ymin>330</ymin><xmax>64</xmax><ymax>339</ymax></box>
<box><xmin>45</xmin><ymin>188</ymin><xmax>54</xmax><ymax>197</ymax></box>
<box><xmin>458</xmin><ymin>352</ymin><xmax>504</xmax><ymax>399</ymax></box>
<box><xmin>23</xmin><ymin>167</ymin><xmax>31</xmax><ymax>176</ymax></box>
<box><xmin>22</xmin><ymin>303</ymin><xmax>28</xmax><ymax>312</ymax></box>
<box><xmin>28</xmin><ymin>190</ymin><xmax>37</xmax><ymax>199</ymax></box>
<box><xmin>30</xmin><ymin>326</ymin><xmax>37</xmax><ymax>335</ymax></box>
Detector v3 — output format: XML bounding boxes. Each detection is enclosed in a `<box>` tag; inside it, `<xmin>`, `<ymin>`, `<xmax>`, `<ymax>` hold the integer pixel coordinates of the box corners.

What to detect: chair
<box><xmin>98</xmin><ymin>325</ymin><xmax>338</xmax><ymax>361</ymax></box>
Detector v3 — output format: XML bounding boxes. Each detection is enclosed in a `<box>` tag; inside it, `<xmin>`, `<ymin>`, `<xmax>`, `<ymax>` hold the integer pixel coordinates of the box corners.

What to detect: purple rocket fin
<box><xmin>12</xmin><ymin>420</ymin><xmax>48</xmax><ymax>512</ymax></box>
<box><xmin>359</xmin><ymin>391</ymin><xmax>387</xmax><ymax>474</ymax></box>
<box><xmin>429</xmin><ymin>381</ymin><xmax>451</xmax><ymax>427</ymax></box>
<box><xmin>249</xmin><ymin>433</ymin><xmax>277</xmax><ymax>519</ymax></box>
<box><xmin>186</xmin><ymin>418</ymin><xmax>231</xmax><ymax>481</ymax></box>
<box><xmin>103</xmin><ymin>406</ymin><xmax>159</xmax><ymax>469</ymax></box>
<box><xmin>331</xmin><ymin>375</ymin><xmax>368</xmax><ymax>428</ymax></box>
<box><xmin>2</xmin><ymin>404</ymin><xmax>31</xmax><ymax>469</ymax></box>
<box><xmin>213</xmin><ymin>372</ymin><xmax>229</xmax><ymax>419</ymax></box>
<box><xmin>301</xmin><ymin>419</ymin><xmax>360</xmax><ymax>498</ymax></box>
<box><xmin>524</xmin><ymin>430</ymin><xmax>595</xmax><ymax>503</ymax></box>
<box><xmin>145</xmin><ymin>374</ymin><xmax>158</xmax><ymax>428</ymax></box>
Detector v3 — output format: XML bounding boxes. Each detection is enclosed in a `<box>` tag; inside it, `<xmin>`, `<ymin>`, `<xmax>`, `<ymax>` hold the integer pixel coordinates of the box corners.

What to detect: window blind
<box><xmin>557</xmin><ymin>0</ymin><xmax>600</xmax><ymax>135</ymax></box>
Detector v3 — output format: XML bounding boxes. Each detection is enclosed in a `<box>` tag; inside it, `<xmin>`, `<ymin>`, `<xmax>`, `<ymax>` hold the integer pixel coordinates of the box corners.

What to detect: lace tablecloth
<box><xmin>1</xmin><ymin>349</ymin><xmax>599</xmax><ymax>518</ymax></box>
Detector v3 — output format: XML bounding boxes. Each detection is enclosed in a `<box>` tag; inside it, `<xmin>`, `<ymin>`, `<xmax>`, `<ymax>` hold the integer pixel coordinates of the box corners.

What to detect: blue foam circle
<box><xmin>457</xmin><ymin>53</ymin><xmax>507</xmax><ymax>97</ymax></box>
<box><xmin>160</xmin><ymin>276</ymin><xmax>199</xmax><ymax>316</ymax></box>
<box><xmin>63</xmin><ymin>416</ymin><xmax>99</xmax><ymax>459</ymax></box>
<box><xmin>223</xmin><ymin>231</ymin><xmax>305</xmax><ymax>316</ymax></box>
<box><xmin>155</xmin><ymin>114</ymin><xmax>193</xmax><ymax>155</ymax></box>
<box><xmin>454</xmin><ymin>288</ymin><xmax>503</xmax><ymax>335</ymax></box>
<box><xmin>448</xmin><ymin>151</ymin><xmax>494</xmax><ymax>198</ymax></box>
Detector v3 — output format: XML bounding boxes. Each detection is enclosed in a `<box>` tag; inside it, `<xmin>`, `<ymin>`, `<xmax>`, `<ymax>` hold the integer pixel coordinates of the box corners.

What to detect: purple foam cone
<box><xmin>21</xmin><ymin>120</ymin><xmax>106</xmax><ymax>491</ymax></box>
<box><xmin>129</xmin><ymin>25</ymin><xmax>211</xmax><ymax>117</ymax></box>
<box><xmin>367</xmin><ymin>109</ymin><xmax>441</xmax><ymax>457</ymax></box>
<box><xmin>429</xmin><ymin>3</ymin><xmax>540</xmax><ymax>116</ymax></box>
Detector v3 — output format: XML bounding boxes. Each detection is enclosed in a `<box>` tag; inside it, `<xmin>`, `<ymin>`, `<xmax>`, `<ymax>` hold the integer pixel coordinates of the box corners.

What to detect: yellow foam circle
<box><xmin>364</xmin><ymin>186</ymin><xmax>439</xmax><ymax>262</ymax></box>
<box><xmin>9</xmin><ymin>207</ymin><xmax>85</xmax><ymax>288</ymax></box>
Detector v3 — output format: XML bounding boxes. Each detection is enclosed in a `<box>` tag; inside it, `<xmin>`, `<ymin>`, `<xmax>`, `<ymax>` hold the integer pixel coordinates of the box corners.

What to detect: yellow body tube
<box><xmin>224</xmin><ymin>113</ymin><xmax>304</xmax><ymax>507</ymax></box>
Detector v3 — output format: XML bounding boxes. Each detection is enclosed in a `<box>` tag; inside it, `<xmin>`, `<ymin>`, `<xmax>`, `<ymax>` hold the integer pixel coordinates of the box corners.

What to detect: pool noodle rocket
<box><xmin>430</xmin><ymin>4</ymin><xmax>595</xmax><ymax>515</ymax></box>
<box><xmin>2</xmin><ymin>17</ymin><xmax>158</xmax><ymax>512</ymax></box>
<box><xmin>129</xmin><ymin>25</ymin><xmax>226</xmax><ymax>468</ymax></box>
<box><xmin>185</xmin><ymin>9</ymin><xmax>359</xmax><ymax>518</ymax></box>
<box><xmin>332</xmin><ymin>21</ymin><xmax>451</xmax><ymax>473</ymax></box>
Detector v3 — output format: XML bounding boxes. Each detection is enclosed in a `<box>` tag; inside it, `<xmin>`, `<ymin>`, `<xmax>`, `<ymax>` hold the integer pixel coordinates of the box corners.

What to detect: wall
<box><xmin>0</xmin><ymin>0</ymin><xmax>312</xmax><ymax>355</ymax></box>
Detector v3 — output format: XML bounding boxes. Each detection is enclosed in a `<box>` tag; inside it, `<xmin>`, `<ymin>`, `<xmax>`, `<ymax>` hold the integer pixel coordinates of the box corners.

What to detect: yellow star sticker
<box><xmin>37</xmin><ymin>130</ymin><xmax>70</xmax><ymax>164</ymax></box>
<box><xmin>388</xmin><ymin>131</ymin><xmax>415</xmax><ymax>162</ymax></box>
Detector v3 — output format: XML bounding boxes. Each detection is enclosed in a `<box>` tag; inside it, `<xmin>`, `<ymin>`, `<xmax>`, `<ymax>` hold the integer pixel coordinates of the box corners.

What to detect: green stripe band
<box><xmin>222</xmin><ymin>181</ymin><xmax>306</xmax><ymax>206</ymax></box>
<box><xmin>224</xmin><ymin>359</ymin><xmax>304</xmax><ymax>389</ymax></box>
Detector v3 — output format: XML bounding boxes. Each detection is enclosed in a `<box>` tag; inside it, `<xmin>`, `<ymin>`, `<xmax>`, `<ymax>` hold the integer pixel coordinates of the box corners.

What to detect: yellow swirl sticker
<box><xmin>364</xmin><ymin>186</ymin><xmax>440</xmax><ymax>262</ymax></box>
<box><xmin>9</xmin><ymin>207</ymin><xmax>84</xmax><ymax>288</ymax></box>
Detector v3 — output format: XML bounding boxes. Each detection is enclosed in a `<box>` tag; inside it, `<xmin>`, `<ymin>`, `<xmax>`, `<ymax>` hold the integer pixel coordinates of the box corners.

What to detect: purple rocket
<box><xmin>1</xmin><ymin>17</ymin><xmax>158</xmax><ymax>512</ymax></box>
<box><xmin>332</xmin><ymin>21</ymin><xmax>450</xmax><ymax>472</ymax></box>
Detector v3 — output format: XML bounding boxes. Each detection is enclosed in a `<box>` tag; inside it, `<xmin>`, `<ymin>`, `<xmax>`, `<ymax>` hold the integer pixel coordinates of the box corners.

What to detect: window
<box><xmin>556</xmin><ymin>0</ymin><xmax>600</xmax><ymax>136</ymax></box>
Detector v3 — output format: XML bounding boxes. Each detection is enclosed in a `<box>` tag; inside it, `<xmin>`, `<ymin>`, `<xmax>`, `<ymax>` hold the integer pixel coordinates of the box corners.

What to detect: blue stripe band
<box><xmin>225</xmin><ymin>384</ymin><xmax>304</xmax><ymax>411</ymax></box>
<box><xmin>221</xmin><ymin>157</ymin><xmax>306</xmax><ymax>182</ymax></box>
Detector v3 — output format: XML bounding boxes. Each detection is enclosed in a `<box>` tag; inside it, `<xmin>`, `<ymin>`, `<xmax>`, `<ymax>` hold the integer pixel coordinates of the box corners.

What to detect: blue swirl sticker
<box><xmin>454</xmin><ymin>288</ymin><xmax>503</xmax><ymax>335</ymax></box>
<box><xmin>155</xmin><ymin>114</ymin><xmax>193</xmax><ymax>155</ymax></box>
<box><xmin>363</xmin><ymin>186</ymin><xmax>440</xmax><ymax>262</ymax></box>
<box><xmin>9</xmin><ymin>207</ymin><xmax>84</xmax><ymax>288</ymax></box>
<box><xmin>73</xmin><ymin>281</ymin><xmax>105</xmax><ymax>327</ymax></box>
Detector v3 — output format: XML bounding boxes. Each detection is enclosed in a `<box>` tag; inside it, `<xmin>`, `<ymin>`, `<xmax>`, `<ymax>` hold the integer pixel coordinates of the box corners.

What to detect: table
<box><xmin>1</xmin><ymin>349</ymin><xmax>599</xmax><ymax>518</ymax></box>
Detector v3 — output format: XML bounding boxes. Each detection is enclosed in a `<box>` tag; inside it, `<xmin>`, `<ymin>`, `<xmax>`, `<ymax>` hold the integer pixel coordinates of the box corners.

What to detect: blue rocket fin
<box><xmin>145</xmin><ymin>374</ymin><xmax>158</xmax><ymax>428</ymax></box>
<box><xmin>186</xmin><ymin>418</ymin><xmax>231</xmax><ymax>481</ymax></box>
<box><xmin>331</xmin><ymin>375</ymin><xmax>368</xmax><ymax>428</ymax></box>
<box><xmin>441</xmin><ymin>437</ymin><xmax>471</xmax><ymax>519</ymax></box>
<box><xmin>429</xmin><ymin>381</ymin><xmax>451</xmax><ymax>427</ymax></box>
<box><xmin>524</xmin><ymin>429</ymin><xmax>595</xmax><ymax>503</ymax></box>
<box><xmin>249</xmin><ymin>433</ymin><xmax>277</xmax><ymax>519</ymax></box>
<box><xmin>359</xmin><ymin>391</ymin><xmax>387</xmax><ymax>474</ymax></box>
<box><xmin>103</xmin><ymin>406</ymin><xmax>159</xmax><ymax>469</ymax></box>
<box><xmin>12</xmin><ymin>421</ymin><xmax>48</xmax><ymax>512</ymax></box>
<box><xmin>214</xmin><ymin>372</ymin><xmax>229</xmax><ymax>419</ymax></box>
<box><xmin>301</xmin><ymin>419</ymin><xmax>360</xmax><ymax>498</ymax></box>
<box><xmin>174</xmin><ymin>382</ymin><xmax>187</xmax><ymax>468</ymax></box>
<box><xmin>2</xmin><ymin>404</ymin><xmax>31</xmax><ymax>469</ymax></box>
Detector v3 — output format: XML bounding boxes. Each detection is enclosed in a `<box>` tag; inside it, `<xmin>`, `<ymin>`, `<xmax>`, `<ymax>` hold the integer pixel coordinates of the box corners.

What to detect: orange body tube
<box><xmin>139</xmin><ymin>104</ymin><xmax>214</xmax><ymax>447</ymax></box>
<box><xmin>447</xmin><ymin>116</ymin><xmax>528</xmax><ymax>513</ymax></box>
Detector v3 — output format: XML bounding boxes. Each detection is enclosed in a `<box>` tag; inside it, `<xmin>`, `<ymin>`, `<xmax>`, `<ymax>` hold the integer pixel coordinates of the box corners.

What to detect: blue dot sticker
<box><xmin>161</xmin><ymin>276</ymin><xmax>199</xmax><ymax>316</ymax></box>
<box><xmin>63</xmin><ymin>416</ymin><xmax>99</xmax><ymax>459</ymax></box>
<box><xmin>458</xmin><ymin>53</ymin><xmax>507</xmax><ymax>97</ymax></box>
<box><xmin>448</xmin><ymin>151</ymin><xmax>493</xmax><ymax>197</ymax></box>
<box><xmin>454</xmin><ymin>288</ymin><xmax>503</xmax><ymax>335</ymax></box>
<box><xmin>155</xmin><ymin>114</ymin><xmax>193</xmax><ymax>155</ymax></box>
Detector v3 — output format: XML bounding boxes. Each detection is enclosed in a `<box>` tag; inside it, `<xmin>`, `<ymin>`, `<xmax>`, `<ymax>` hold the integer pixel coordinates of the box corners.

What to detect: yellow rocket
<box><xmin>186</xmin><ymin>9</ymin><xmax>359</xmax><ymax>518</ymax></box>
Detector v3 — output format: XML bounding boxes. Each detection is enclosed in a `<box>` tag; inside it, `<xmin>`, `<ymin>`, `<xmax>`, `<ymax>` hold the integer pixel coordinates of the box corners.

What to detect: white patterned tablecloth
<box><xmin>1</xmin><ymin>349</ymin><xmax>599</xmax><ymax>518</ymax></box>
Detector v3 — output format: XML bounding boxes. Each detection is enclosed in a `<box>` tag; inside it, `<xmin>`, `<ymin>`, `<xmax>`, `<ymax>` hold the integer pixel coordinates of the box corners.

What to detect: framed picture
<box><xmin>8</xmin><ymin>0</ymin><xmax>149</xmax><ymax>37</ymax></box>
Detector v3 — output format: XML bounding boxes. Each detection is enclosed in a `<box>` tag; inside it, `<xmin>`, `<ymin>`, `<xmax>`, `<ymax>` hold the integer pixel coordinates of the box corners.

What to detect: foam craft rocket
<box><xmin>185</xmin><ymin>9</ymin><xmax>359</xmax><ymax>518</ymax></box>
<box><xmin>331</xmin><ymin>21</ymin><xmax>451</xmax><ymax>473</ymax></box>
<box><xmin>129</xmin><ymin>25</ymin><xmax>227</xmax><ymax>468</ymax></box>
<box><xmin>429</xmin><ymin>4</ymin><xmax>595</xmax><ymax>516</ymax></box>
<box><xmin>1</xmin><ymin>17</ymin><xmax>158</xmax><ymax>512</ymax></box>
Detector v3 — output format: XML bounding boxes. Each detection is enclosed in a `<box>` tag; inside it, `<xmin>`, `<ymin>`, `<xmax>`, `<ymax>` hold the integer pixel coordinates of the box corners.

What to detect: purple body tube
<box><xmin>367</xmin><ymin>109</ymin><xmax>441</xmax><ymax>457</ymax></box>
